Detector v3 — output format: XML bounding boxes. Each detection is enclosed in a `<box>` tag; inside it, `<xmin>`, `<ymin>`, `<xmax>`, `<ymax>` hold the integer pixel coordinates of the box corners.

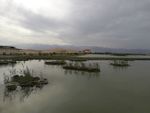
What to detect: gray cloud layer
<box><xmin>0</xmin><ymin>0</ymin><xmax>150</xmax><ymax>49</ymax></box>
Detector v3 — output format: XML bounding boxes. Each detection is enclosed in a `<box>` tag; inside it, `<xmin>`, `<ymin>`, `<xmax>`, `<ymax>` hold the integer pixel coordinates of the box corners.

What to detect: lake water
<box><xmin>79</xmin><ymin>54</ymin><xmax>150</xmax><ymax>58</ymax></box>
<box><xmin>0</xmin><ymin>60</ymin><xmax>150</xmax><ymax>113</ymax></box>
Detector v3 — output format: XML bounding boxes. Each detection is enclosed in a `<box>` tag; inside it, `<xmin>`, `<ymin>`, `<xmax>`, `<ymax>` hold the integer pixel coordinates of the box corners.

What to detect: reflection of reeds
<box><xmin>69</xmin><ymin>59</ymin><xmax>87</xmax><ymax>62</ymax></box>
<box><xmin>63</xmin><ymin>62</ymin><xmax>100</xmax><ymax>72</ymax></box>
<box><xmin>45</xmin><ymin>60</ymin><xmax>66</xmax><ymax>65</ymax></box>
<box><xmin>0</xmin><ymin>60</ymin><xmax>16</xmax><ymax>65</ymax></box>
<box><xmin>110</xmin><ymin>60</ymin><xmax>130</xmax><ymax>67</ymax></box>
<box><xmin>64</xmin><ymin>69</ymin><xmax>100</xmax><ymax>78</ymax></box>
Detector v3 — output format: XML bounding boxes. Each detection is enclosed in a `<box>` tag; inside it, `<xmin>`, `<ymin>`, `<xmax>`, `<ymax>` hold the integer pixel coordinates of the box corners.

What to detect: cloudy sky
<box><xmin>0</xmin><ymin>0</ymin><xmax>150</xmax><ymax>49</ymax></box>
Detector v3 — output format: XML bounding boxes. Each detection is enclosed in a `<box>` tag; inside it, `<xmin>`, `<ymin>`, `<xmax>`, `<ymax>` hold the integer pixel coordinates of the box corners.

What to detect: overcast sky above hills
<box><xmin>0</xmin><ymin>0</ymin><xmax>150</xmax><ymax>49</ymax></box>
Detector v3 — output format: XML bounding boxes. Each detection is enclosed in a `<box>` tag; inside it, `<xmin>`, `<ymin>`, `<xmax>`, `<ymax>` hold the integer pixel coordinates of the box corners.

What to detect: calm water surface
<box><xmin>80</xmin><ymin>54</ymin><xmax>150</xmax><ymax>58</ymax></box>
<box><xmin>0</xmin><ymin>60</ymin><xmax>150</xmax><ymax>113</ymax></box>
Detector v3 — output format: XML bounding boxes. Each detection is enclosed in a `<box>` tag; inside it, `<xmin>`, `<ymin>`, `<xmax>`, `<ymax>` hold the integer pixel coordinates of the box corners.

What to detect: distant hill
<box><xmin>89</xmin><ymin>47</ymin><xmax>150</xmax><ymax>54</ymax></box>
<box><xmin>0</xmin><ymin>46</ymin><xmax>17</xmax><ymax>49</ymax></box>
<box><xmin>15</xmin><ymin>44</ymin><xmax>150</xmax><ymax>54</ymax></box>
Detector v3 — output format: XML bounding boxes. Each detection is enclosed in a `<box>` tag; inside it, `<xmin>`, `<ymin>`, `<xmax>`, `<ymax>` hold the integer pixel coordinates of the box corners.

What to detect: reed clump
<box><xmin>63</xmin><ymin>62</ymin><xmax>100</xmax><ymax>72</ymax></box>
<box><xmin>110</xmin><ymin>60</ymin><xmax>130</xmax><ymax>67</ymax></box>
<box><xmin>4</xmin><ymin>67</ymin><xmax>48</xmax><ymax>91</ymax></box>
<box><xmin>45</xmin><ymin>60</ymin><xmax>66</xmax><ymax>65</ymax></box>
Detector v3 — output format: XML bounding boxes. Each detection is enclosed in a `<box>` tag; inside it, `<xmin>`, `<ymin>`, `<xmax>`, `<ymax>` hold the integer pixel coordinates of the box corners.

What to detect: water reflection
<box><xmin>0</xmin><ymin>63</ymin><xmax>16</xmax><ymax>68</ymax></box>
<box><xmin>1</xmin><ymin>60</ymin><xmax>150</xmax><ymax>113</ymax></box>
<box><xmin>64</xmin><ymin>70</ymin><xmax>100</xmax><ymax>78</ymax></box>
<box><xmin>112</xmin><ymin>65</ymin><xmax>129</xmax><ymax>70</ymax></box>
<box><xmin>3</xmin><ymin>86</ymin><xmax>42</xmax><ymax>102</ymax></box>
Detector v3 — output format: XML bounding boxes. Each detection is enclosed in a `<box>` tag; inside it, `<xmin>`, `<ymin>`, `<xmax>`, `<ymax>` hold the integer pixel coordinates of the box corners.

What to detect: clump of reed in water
<box><xmin>45</xmin><ymin>60</ymin><xmax>66</xmax><ymax>65</ymax></box>
<box><xmin>110</xmin><ymin>60</ymin><xmax>130</xmax><ymax>67</ymax></box>
<box><xmin>63</xmin><ymin>62</ymin><xmax>100</xmax><ymax>72</ymax></box>
<box><xmin>4</xmin><ymin>66</ymin><xmax>48</xmax><ymax>91</ymax></box>
<box><xmin>0</xmin><ymin>60</ymin><xmax>16</xmax><ymax>65</ymax></box>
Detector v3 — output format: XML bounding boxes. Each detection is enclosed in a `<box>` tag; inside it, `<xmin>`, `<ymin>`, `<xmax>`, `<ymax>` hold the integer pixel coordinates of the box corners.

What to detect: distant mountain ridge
<box><xmin>15</xmin><ymin>44</ymin><xmax>150</xmax><ymax>54</ymax></box>
<box><xmin>0</xmin><ymin>46</ymin><xmax>16</xmax><ymax>49</ymax></box>
<box><xmin>90</xmin><ymin>47</ymin><xmax>150</xmax><ymax>54</ymax></box>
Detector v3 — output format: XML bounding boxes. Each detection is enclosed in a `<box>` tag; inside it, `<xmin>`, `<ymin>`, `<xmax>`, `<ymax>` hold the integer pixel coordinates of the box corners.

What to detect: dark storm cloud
<box><xmin>18</xmin><ymin>9</ymin><xmax>66</xmax><ymax>33</ymax></box>
<box><xmin>0</xmin><ymin>0</ymin><xmax>150</xmax><ymax>48</ymax></box>
<box><xmin>62</xmin><ymin>0</ymin><xmax>150</xmax><ymax>48</ymax></box>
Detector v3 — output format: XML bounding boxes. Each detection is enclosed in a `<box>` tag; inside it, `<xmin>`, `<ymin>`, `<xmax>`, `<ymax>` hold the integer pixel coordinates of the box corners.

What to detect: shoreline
<box><xmin>0</xmin><ymin>54</ymin><xmax>150</xmax><ymax>61</ymax></box>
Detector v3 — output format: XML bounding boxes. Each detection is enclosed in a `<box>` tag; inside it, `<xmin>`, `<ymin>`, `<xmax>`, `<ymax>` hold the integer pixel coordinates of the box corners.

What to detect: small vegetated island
<box><xmin>0</xmin><ymin>60</ymin><xmax>16</xmax><ymax>65</ymax></box>
<box><xmin>63</xmin><ymin>62</ymin><xmax>100</xmax><ymax>72</ymax></box>
<box><xmin>45</xmin><ymin>60</ymin><xmax>66</xmax><ymax>65</ymax></box>
<box><xmin>69</xmin><ymin>58</ymin><xmax>87</xmax><ymax>62</ymax></box>
<box><xmin>110</xmin><ymin>60</ymin><xmax>130</xmax><ymax>67</ymax></box>
<box><xmin>4</xmin><ymin>68</ymin><xmax>48</xmax><ymax>91</ymax></box>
